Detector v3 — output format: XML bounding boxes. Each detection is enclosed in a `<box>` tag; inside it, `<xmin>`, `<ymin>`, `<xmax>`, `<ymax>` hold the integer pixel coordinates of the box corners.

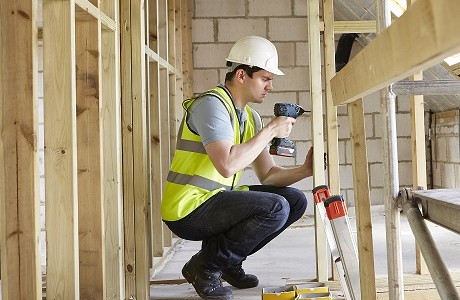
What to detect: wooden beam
<box><xmin>393</xmin><ymin>80</ymin><xmax>460</xmax><ymax>95</ymax></box>
<box><xmin>43</xmin><ymin>0</ymin><xmax>80</xmax><ymax>298</ymax></box>
<box><xmin>331</xmin><ymin>0</ymin><xmax>460</xmax><ymax>106</ymax></box>
<box><xmin>0</xmin><ymin>0</ymin><xmax>42</xmax><ymax>298</ymax></box>
<box><xmin>348</xmin><ymin>99</ymin><xmax>376</xmax><ymax>300</ymax></box>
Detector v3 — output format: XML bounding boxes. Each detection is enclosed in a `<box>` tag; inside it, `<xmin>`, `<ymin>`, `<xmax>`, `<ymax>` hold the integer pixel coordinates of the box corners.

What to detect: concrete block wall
<box><xmin>190</xmin><ymin>0</ymin><xmax>460</xmax><ymax>215</ymax></box>
<box><xmin>432</xmin><ymin>110</ymin><xmax>460</xmax><ymax>188</ymax></box>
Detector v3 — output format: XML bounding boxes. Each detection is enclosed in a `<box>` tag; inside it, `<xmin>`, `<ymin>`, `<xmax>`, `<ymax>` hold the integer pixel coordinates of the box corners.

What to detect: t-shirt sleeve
<box><xmin>187</xmin><ymin>95</ymin><xmax>234</xmax><ymax>146</ymax></box>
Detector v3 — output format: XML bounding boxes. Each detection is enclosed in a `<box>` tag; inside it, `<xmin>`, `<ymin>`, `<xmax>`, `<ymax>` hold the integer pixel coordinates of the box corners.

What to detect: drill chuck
<box><xmin>274</xmin><ymin>103</ymin><xmax>309</xmax><ymax>118</ymax></box>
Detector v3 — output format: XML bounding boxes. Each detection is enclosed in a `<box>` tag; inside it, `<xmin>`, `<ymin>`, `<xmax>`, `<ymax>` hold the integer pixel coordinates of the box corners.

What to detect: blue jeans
<box><xmin>164</xmin><ymin>185</ymin><xmax>307</xmax><ymax>270</ymax></box>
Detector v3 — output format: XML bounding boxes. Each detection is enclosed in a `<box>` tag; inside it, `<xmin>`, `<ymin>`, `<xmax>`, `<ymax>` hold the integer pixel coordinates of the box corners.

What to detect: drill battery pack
<box><xmin>269</xmin><ymin>137</ymin><xmax>296</xmax><ymax>157</ymax></box>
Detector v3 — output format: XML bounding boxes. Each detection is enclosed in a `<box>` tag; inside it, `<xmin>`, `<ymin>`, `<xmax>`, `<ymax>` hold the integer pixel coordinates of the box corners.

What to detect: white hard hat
<box><xmin>226</xmin><ymin>36</ymin><xmax>284</xmax><ymax>76</ymax></box>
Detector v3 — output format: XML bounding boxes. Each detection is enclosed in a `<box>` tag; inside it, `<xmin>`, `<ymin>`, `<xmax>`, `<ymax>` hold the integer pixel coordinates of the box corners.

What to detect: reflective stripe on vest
<box><xmin>161</xmin><ymin>86</ymin><xmax>257</xmax><ymax>221</ymax></box>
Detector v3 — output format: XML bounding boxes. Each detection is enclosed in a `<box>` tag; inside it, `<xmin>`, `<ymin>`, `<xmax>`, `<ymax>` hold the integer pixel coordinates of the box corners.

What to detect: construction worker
<box><xmin>162</xmin><ymin>36</ymin><xmax>314</xmax><ymax>300</ymax></box>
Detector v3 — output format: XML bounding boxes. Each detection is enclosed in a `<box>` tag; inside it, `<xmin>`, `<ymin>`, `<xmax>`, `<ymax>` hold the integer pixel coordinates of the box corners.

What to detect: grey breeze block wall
<box><xmin>189</xmin><ymin>0</ymin><xmax>460</xmax><ymax>215</ymax></box>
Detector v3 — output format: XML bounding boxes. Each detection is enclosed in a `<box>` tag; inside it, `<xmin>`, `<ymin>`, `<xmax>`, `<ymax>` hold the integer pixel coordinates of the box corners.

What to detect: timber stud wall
<box><xmin>0</xmin><ymin>0</ymin><xmax>192</xmax><ymax>299</ymax></box>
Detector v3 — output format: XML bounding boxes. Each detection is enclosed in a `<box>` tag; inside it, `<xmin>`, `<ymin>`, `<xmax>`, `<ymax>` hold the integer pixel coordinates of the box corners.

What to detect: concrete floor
<box><xmin>151</xmin><ymin>206</ymin><xmax>460</xmax><ymax>300</ymax></box>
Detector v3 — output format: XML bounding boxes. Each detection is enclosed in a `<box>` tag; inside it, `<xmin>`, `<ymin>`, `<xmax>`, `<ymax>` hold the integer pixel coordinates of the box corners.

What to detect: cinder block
<box><xmin>436</xmin><ymin>137</ymin><xmax>447</xmax><ymax>162</ymax></box>
<box><xmin>365</xmin><ymin>139</ymin><xmax>383</xmax><ymax>163</ymax></box>
<box><xmin>296</xmin><ymin>42</ymin><xmax>310</xmax><ymax>66</ymax></box>
<box><xmin>194</xmin><ymin>43</ymin><xmax>232</xmax><ymax>68</ymax></box>
<box><xmin>288</xmin><ymin>116</ymin><xmax>311</xmax><ymax>141</ymax></box>
<box><xmin>339</xmin><ymin>164</ymin><xmax>353</xmax><ymax>189</ymax></box>
<box><xmin>337</xmin><ymin>115</ymin><xmax>350</xmax><ymax>140</ymax></box>
<box><xmin>447</xmin><ymin>136</ymin><xmax>460</xmax><ymax>163</ymax></box>
<box><xmin>192</xmin><ymin>69</ymin><xmax>219</xmax><ymax>93</ymax></box>
<box><xmin>396</xmin><ymin>113</ymin><xmax>411</xmax><ymax>137</ymax></box>
<box><xmin>370</xmin><ymin>188</ymin><xmax>384</xmax><ymax>205</ymax></box>
<box><xmin>338</xmin><ymin>140</ymin><xmax>347</xmax><ymax>164</ymax></box>
<box><xmin>274</xmin><ymin>67</ymin><xmax>309</xmax><ymax>91</ymax></box>
<box><xmin>396</xmin><ymin>94</ymin><xmax>411</xmax><ymax>112</ymax></box>
<box><xmin>195</xmin><ymin>0</ymin><xmax>245</xmax><ymax>17</ymax></box>
<box><xmin>249</xmin><ymin>0</ymin><xmax>292</xmax><ymax>16</ymax></box>
<box><xmin>365</xmin><ymin>114</ymin><xmax>374</xmax><ymax>138</ymax></box>
<box><xmin>441</xmin><ymin>163</ymin><xmax>456</xmax><ymax>188</ymax></box>
<box><xmin>370</xmin><ymin>163</ymin><xmax>384</xmax><ymax>188</ymax></box>
<box><xmin>276</xmin><ymin>42</ymin><xmax>296</xmax><ymax>67</ymax></box>
<box><xmin>363</xmin><ymin>92</ymin><xmax>381</xmax><ymax>114</ymax></box>
<box><xmin>398</xmin><ymin>162</ymin><xmax>413</xmax><ymax>186</ymax></box>
<box><xmin>192</xmin><ymin>19</ymin><xmax>214</xmax><ymax>42</ymax></box>
<box><xmin>256</xmin><ymin>92</ymin><xmax>297</xmax><ymax>117</ymax></box>
<box><xmin>269</xmin><ymin>18</ymin><xmax>308</xmax><ymax>41</ymax></box>
<box><xmin>294</xmin><ymin>0</ymin><xmax>308</xmax><ymax>16</ymax></box>
<box><xmin>397</xmin><ymin>137</ymin><xmax>412</xmax><ymax>161</ymax></box>
<box><xmin>218</xmin><ymin>19</ymin><xmax>267</xmax><ymax>42</ymax></box>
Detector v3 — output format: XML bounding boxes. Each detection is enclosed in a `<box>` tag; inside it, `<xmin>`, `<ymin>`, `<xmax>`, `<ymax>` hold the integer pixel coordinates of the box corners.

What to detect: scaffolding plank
<box><xmin>413</xmin><ymin>189</ymin><xmax>460</xmax><ymax>234</ymax></box>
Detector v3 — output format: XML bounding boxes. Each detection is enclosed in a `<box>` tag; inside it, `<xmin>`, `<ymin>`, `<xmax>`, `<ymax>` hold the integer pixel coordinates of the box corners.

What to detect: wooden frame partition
<box><xmin>1</xmin><ymin>0</ymin><xmax>190</xmax><ymax>298</ymax></box>
<box><xmin>120</xmin><ymin>0</ymin><xmax>190</xmax><ymax>298</ymax></box>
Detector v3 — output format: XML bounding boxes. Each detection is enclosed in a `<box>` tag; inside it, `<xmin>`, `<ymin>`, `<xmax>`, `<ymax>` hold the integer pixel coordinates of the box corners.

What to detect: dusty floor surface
<box><xmin>151</xmin><ymin>206</ymin><xmax>460</xmax><ymax>300</ymax></box>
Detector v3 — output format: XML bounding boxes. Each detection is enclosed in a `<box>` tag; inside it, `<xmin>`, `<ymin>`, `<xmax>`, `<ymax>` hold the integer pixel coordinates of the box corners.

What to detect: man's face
<box><xmin>244</xmin><ymin>69</ymin><xmax>274</xmax><ymax>104</ymax></box>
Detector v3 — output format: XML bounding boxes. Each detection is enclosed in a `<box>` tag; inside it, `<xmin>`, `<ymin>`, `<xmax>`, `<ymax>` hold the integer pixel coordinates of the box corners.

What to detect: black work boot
<box><xmin>182</xmin><ymin>255</ymin><xmax>234</xmax><ymax>300</ymax></box>
<box><xmin>221</xmin><ymin>263</ymin><xmax>259</xmax><ymax>289</ymax></box>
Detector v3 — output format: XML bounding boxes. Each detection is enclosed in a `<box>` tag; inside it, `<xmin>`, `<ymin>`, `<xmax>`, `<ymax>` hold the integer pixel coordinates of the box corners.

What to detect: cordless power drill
<box><xmin>269</xmin><ymin>103</ymin><xmax>309</xmax><ymax>157</ymax></box>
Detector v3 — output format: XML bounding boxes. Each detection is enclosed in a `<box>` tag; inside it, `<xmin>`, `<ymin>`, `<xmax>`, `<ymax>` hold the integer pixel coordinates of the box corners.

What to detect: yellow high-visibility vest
<box><xmin>161</xmin><ymin>86</ymin><xmax>259</xmax><ymax>221</ymax></box>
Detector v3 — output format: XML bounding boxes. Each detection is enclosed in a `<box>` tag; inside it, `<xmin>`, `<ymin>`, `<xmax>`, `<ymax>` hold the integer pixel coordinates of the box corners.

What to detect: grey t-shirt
<box><xmin>187</xmin><ymin>88</ymin><xmax>263</xmax><ymax>146</ymax></box>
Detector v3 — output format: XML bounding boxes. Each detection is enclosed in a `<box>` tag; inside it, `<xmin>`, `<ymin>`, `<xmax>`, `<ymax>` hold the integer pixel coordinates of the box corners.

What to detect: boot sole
<box><xmin>182</xmin><ymin>266</ymin><xmax>234</xmax><ymax>300</ymax></box>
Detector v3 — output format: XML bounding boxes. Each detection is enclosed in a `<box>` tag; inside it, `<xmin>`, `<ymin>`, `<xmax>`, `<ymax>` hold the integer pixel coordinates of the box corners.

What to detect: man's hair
<box><xmin>225</xmin><ymin>62</ymin><xmax>263</xmax><ymax>82</ymax></box>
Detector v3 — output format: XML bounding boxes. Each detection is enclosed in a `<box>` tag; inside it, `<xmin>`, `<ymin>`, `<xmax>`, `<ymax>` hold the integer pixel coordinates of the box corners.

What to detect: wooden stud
<box><xmin>159</xmin><ymin>0</ymin><xmax>172</xmax><ymax>248</ymax></box>
<box><xmin>130</xmin><ymin>0</ymin><xmax>150</xmax><ymax>297</ymax></box>
<box><xmin>308</xmin><ymin>0</ymin><xmax>328</xmax><ymax>282</ymax></box>
<box><xmin>120</xmin><ymin>0</ymin><xmax>137</xmax><ymax>296</ymax></box>
<box><xmin>100</xmin><ymin>0</ymin><xmax>124</xmax><ymax>294</ymax></box>
<box><xmin>43</xmin><ymin>0</ymin><xmax>80</xmax><ymax>298</ymax></box>
<box><xmin>347</xmin><ymin>99</ymin><xmax>377</xmax><ymax>300</ymax></box>
<box><xmin>0</xmin><ymin>0</ymin><xmax>41</xmax><ymax>298</ymax></box>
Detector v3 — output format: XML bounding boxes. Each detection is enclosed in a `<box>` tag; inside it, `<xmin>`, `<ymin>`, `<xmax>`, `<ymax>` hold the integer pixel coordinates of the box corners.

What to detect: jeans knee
<box><xmin>271</xmin><ymin>195</ymin><xmax>290</xmax><ymax>224</ymax></box>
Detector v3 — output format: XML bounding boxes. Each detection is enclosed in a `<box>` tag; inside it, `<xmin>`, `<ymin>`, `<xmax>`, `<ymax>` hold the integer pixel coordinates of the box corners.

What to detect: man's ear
<box><xmin>235</xmin><ymin>68</ymin><xmax>246</xmax><ymax>83</ymax></box>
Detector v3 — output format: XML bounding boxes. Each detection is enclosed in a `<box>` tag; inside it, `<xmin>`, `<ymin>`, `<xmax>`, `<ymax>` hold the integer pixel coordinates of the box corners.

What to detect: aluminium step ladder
<box><xmin>312</xmin><ymin>185</ymin><xmax>361</xmax><ymax>300</ymax></box>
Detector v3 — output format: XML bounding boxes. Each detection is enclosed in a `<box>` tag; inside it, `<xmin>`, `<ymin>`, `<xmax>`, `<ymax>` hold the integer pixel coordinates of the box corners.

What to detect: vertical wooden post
<box><xmin>159</xmin><ymin>0</ymin><xmax>172</xmax><ymax>248</ymax></box>
<box><xmin>0</xmin><ymin>0</ymin><xmax>41</xmax><ymax>298</ymax></box>
<box><xmin>307</xmin><ymin>0</ymin><xmax>328</xmax><ymax>282</ymax></box>
<box><xmin>75</xmin><ymin>19</ymin><xmax>104</xmax><ymax>299</ymax></box>
<box><xmin>181</xmin><ymin>0</ymin><xmax>193</xmax><ymax>100</ymax></box>
<box><xmin>348</xmin><ymin>99</ymin><xmax>377</xmax><ymax>300</ymax></box>
<box><xmin>406</xmin><ymin>0</ymin><xmax>429</xmax><ymax>275</ymax></box>
<box><xmin>100</xmin><ymin>0</ymin><xmax>125</xmax><ymax>295</ymax></box>
<box><xmin>43</xmin><ymin>0</ymin><xmax>80</xmax><ymax>298</ymax></box>
<box><xmin>120</xmin><ymin>0</ymin><xmax>137</xmax><ymax>296</ymax></box>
